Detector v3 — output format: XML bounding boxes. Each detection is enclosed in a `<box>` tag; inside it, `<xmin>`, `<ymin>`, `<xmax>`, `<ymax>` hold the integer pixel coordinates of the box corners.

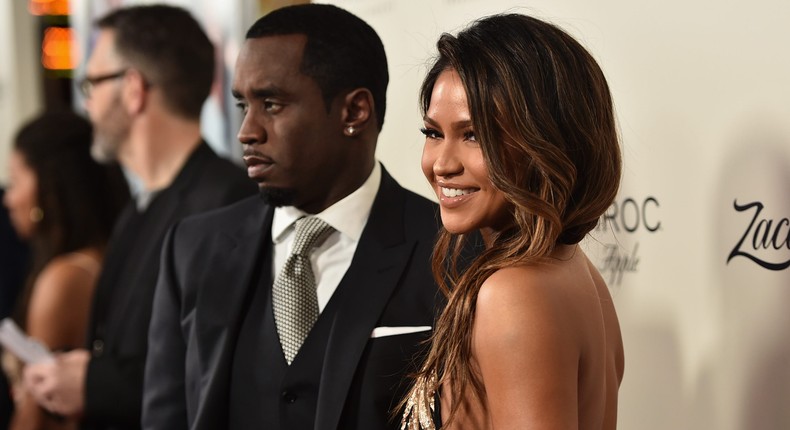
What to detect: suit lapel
<box><xmin>315</xmin><ymin>170</ymin><xmax>416</xmax><ymax>430</ymax></box>
<box><xmin>193</xmin><ymin>200</ymin><xmax>273</xmax><ymax>428</ymax></box>
<box><xmin>135</xmin><ymin>142</ymin><xmax>212</xmax><ymax>246</ymax></box>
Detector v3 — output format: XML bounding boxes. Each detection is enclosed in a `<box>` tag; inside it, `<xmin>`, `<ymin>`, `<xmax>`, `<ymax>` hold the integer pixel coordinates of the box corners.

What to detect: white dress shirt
<box><xmin>271</xmin><ymin>163</ymin><xmax>381</xmax><ymax>312</ymax></box>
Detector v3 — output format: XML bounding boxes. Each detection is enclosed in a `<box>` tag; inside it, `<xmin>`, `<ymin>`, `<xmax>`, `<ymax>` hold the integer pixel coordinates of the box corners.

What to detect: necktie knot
<box><xmin>291</xmin><ymin>216</ymin><xmax>333</xmax><ymax>257</ymax></box>
<box><xmin>291</xmin><ymin>216</ymin><xmax>334</xmax><ymax>256</ymax></box>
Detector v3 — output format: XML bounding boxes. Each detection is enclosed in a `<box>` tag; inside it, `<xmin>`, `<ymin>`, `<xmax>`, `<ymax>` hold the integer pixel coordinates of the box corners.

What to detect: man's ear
<box><xmin>341</xmin><ymin>88</ymin><xmax>374</xmax><ymax>137</ymax></box>
<box><xmin>121</xmin><ymin>69</ymin><xmax>148</xmax><ymax>115</ymax></box>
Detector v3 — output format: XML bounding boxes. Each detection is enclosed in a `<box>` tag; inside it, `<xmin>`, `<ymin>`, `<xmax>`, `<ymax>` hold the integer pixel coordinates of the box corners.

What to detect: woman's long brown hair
<box><xmin>402</xmin><ymin>13</ymin><xmax>622</xmax><ymax>427</ymax></box>
<box><xmin>11</xmin><ymin>111</ymin><xmax>129</xmax><ymax>329</ymax></box>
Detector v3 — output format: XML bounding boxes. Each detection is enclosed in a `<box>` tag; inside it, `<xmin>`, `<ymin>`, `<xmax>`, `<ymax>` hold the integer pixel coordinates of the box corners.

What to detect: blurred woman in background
<box><xmin>2</xmin><ymin>111</ymin><xmax>128</xmax><ymax>430</ymax></box>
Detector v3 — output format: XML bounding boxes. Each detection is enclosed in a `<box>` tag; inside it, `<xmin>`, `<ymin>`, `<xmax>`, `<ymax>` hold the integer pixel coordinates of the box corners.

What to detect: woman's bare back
<box><xmin>440</xmin><ymin>245</ymin><xmax>624</xmax><ymax>429</ymax></box>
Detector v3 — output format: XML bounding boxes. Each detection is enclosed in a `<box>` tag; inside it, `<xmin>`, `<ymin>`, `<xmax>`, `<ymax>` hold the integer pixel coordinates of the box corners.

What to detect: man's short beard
<box><xmin>91</xmin><ymin>138</ymin><xmax>119</xmax><ymax>164</ymax></box>
<box><xmin>258</xmin><ymin>186</ymin><xmax>296</xmax><ymax>207</ymax></box>
<box><xmin>90</xmin><ymin>96</ymin><xmax>128</xmax><ymax>164</ymax></box>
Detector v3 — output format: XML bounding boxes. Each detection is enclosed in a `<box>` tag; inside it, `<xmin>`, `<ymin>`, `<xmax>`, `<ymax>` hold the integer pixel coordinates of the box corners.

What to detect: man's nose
<box><xmin>238</xmin><ymin>114</ymin><xmax>267</xmax><ymax>145</ymax></box>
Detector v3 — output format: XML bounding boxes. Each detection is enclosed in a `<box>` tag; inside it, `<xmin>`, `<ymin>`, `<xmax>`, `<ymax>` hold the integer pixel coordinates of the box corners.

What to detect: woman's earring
<box><xmin>344</xmin><ymin>126</ymin><xmax>355</xmax><ymax>136</ymax></box>
<box><xmin>29</xmin><ymin>207</ymin><xmax>43</xmax><ymax>223</ymax></box>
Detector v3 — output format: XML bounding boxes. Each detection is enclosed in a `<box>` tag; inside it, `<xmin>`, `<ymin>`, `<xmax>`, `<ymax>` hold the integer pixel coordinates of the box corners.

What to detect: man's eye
<box><xmin>264</xmin><ymin>101</ymin><xmax>283</xmax><ymax>113</ymax></box>
<box><xmin>235</xmin><ymin>102</ymin><xmax>248</xmax><ymax>114</ymax></box>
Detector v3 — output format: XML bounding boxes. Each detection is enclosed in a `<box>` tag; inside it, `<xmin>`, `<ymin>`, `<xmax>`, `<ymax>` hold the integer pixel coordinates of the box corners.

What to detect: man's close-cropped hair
<box><xmin>245</xmin><ymin>4</ymin><xmax>389</xmax><ymax>130</ymax></box>
<box><xmin>97</xmin><ymin>4</ymin><xmax>214</xmax><ymax>119</ymax></box>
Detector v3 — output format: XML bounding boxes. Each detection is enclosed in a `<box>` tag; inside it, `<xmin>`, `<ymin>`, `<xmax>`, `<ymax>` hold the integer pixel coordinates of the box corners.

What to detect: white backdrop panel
<box><xmin>320</xmin><ymin>1</ymin><xmax>790</xmax><ymax>428</ymax></box>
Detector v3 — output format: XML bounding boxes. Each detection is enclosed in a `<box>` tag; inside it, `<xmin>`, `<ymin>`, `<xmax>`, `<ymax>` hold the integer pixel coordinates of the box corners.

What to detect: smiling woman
<box><xmin>402</xmin><ymin>13</ymin><xmax>623</xmax><ymax>430</ymax></box>
<box><xmin>420</xmin><ymin>69</ymin><xmax>510</xmax><ymax>242</ymax></box>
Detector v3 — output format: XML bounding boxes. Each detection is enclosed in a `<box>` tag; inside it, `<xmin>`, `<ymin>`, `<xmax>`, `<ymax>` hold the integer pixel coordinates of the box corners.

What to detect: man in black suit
<box><xmin>23</xmin><ymin>6</ymin><xmax>256</xmax><ymax>429</ymax></box>
<box><xmin>142</xmin><ymin>4</ymin><xmax>441</xmax><ymax>430</ymax></box>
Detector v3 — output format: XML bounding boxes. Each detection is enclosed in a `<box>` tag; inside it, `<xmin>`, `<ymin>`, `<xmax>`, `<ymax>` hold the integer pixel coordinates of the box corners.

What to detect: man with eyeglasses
<box><xmin>22</xmin><ymin>5</ymin><xmax>255</xmax><ymax>430</ymax></box>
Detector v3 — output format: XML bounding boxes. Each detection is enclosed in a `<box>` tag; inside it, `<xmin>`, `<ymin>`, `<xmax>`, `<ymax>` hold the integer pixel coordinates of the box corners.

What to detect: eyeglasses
<box><xmin>78</xmin><ymin>69</ymin><xmax>128</xmax><ymax>98</ymax></box>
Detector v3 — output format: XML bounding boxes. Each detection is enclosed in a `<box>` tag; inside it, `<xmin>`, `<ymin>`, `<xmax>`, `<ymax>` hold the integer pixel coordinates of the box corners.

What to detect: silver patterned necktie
<box><xmin>272</xmin><ymin>216</ymin><xmax>334</xmax><ymax>364</ymax></box>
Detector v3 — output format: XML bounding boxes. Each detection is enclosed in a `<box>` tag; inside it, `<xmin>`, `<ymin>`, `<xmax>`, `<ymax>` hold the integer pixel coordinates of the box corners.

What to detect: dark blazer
<box><xmin>143</xmin><ymin>167</ymin><xmax>441</xmax><ymax>430</ymax></box>
<box><xmin>82</xmin><ymin>142</ymin><xmax>256</xmax><ymax>430</ymax></box>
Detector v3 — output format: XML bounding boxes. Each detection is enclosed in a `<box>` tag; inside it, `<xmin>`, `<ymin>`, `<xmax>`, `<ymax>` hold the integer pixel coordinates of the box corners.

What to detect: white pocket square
<box><xmin>370</xmin><ymin>326</ymin><xmax>431</xmax><ymax>338</ymax></box>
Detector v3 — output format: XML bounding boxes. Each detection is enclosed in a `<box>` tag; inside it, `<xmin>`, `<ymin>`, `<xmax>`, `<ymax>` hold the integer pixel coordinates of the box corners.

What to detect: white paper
<box><xmin>0</xmin><ymin>318</ymin><xmax>53</xmax><ymax>364</ymax></box>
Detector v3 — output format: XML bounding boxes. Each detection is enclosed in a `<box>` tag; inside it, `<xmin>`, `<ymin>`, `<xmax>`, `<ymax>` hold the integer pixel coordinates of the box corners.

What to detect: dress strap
<box><xmin>401</xmin><ymin>372</ymin><xmax>438</xmax><ymax>430</ymax></box>
<box><xmin>64</xmin><ymin>251</ymin><xmax>101</xmax><ymax>276</ymax></box>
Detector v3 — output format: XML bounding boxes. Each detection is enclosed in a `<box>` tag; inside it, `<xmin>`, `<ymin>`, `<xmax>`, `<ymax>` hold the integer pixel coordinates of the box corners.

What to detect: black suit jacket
<box><xmin>83</xmin><ymin>142</ymin><xmax>256</xmax><ymax>430</ymax></box>
<box><xmin>143</xmin><ymin>167</ymin><xmax>441</xmax><ymax>430</ymax></box>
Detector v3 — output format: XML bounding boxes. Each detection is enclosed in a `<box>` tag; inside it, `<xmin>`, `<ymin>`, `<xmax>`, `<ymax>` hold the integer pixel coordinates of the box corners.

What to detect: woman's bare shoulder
<box><xmin>469</xmin><ymin>258</ymin><xmax>587</xmax><ymax>427</ymax></box>
<box><xmin>476</xmin><ymin>258</ymin><xmax>578</xmax><ymax>314</ymax></box>
<box><xmin>474</xmin><ymin>262</ymin><xmax>577</xmax><ymax>344</ymax></box>
<box><xmin>27</xmin><ymin>250</ymin><xmax>101</xmax><ymax>347</ymax></box>
<box><xmin>473</xmin><ymin>248</ymin><xmax>603</xmax><ymax>353</ymax></box>
<box><xmin>35</xmin><ymin>251</ymin><xmax>100</xmax><ymax>295</ymax></box>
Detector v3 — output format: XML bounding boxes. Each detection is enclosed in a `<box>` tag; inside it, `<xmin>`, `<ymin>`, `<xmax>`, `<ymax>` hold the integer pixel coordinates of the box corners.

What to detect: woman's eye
<box><xmin>464</xmin><ymin>130</ymin><xmax>477</xmax><ymax>142</ymax></box>
<box><xmin>420</xmin><ymin>127</ymin><xmax>442</xmax><ymax>139</ymax></box>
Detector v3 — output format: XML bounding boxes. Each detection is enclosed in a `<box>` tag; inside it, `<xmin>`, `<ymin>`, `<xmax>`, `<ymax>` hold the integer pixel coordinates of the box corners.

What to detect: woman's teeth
<box><xmin>441</xmin><ymin>187</ymin><xmax>473</xmax><ymax>197</ymax></box>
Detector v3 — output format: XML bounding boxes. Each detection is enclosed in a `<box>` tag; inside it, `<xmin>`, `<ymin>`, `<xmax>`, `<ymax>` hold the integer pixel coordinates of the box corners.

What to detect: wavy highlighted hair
<box><xmin>402</xmin><ymin>13</ymin><xmax>621</xmax><ymax>428</ymax></box>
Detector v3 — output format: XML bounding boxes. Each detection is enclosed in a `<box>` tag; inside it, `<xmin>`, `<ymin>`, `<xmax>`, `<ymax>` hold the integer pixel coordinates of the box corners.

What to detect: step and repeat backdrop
<box><xmin>320</xmin><ymin>1</ymin><xmax>790</xmax><ymax>429</ymax></box>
